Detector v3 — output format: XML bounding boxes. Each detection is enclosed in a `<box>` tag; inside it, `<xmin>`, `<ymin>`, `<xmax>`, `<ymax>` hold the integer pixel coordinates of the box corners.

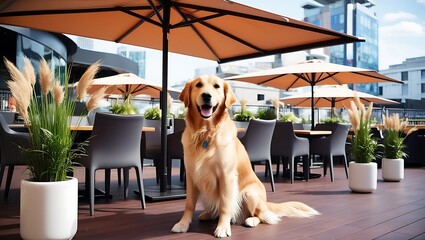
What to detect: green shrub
<box><xmin>256</xmin><ymin>108</ymin><xmax>276</xmax><ymax>120</ymax></box>
<box><xmin>144</xmin><ymin>107</ymin><xmax>161</xmax><ymax>120</ymax></box>
<box><xmin>110</xmin><ymin>99</ymin><xmax>138</xmax><ymax>115</ymax></box>
<box><xmin>278</xmin><ymin>112</ymin><xmax>300</xmax><ymax>123</ymax></box>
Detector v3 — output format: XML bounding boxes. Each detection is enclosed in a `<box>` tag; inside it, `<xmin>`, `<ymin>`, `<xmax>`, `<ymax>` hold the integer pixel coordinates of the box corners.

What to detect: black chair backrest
<box><xmin>88</xmin><ymin>112</ymin><xmax>144</xmax><ymax>169</ymax></box>
<box><xmin>241</xmin><ymin>119</ymin><xmax>276</xmax><ymax>161</ymax></box>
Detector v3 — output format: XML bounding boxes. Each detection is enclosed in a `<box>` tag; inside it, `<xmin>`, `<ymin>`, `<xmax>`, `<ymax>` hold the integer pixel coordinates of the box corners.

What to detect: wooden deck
<box><xmin>1</xmin><ymin>164</ymin><xmax>424</xmax><ymax>240</ymax></box>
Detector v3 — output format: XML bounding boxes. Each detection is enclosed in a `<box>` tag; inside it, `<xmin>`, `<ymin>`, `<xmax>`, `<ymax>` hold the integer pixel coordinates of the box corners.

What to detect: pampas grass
<box><xmin>345</xmin><ymin>93</ymin><xmax>377</xmax><ymax>163</ymax></box>
<box><xmin>76</xmin><ymin>61</ymin><xmax>100</xmax><ymax>101</ymax></box>
<box><xmin>381</xmin><ymin>113</ymin><xmax>417</xmax><ymax>159</ymax></box>
<box><xmin>4</xmin><ymin>57</ymin><xmax>106</xmax><ymax>182</ymax></box>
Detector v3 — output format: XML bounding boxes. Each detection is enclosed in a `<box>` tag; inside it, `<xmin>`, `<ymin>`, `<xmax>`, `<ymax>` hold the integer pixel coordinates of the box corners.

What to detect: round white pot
<box><xmin>349</xmin><ymin>161</ymin><xmax>377</xmax><ymax>193</ymax></box>
<box><xmin>381</xmin><ymin>158</ymin><xmax>404</xmax><ymax>182</ymax></box>
<box><xmin>20</xmin><ymin>177</ymin><xmax>78</xmax><ymax>240</ymax></box>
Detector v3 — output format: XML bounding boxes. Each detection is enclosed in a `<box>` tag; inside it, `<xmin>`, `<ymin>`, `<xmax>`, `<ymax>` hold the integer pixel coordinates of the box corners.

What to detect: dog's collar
<box><xmin>202</xmin><ymin>140</ymin><xmax>209</xmax><ymax>149</ymax></box>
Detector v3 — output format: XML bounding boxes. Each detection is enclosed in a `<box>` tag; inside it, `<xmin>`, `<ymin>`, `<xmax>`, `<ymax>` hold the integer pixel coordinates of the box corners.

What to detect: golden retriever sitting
<box><xmin>171</xmin><ymin>75</ymin><xmax>319</xmax><ymax>238</ymax></box>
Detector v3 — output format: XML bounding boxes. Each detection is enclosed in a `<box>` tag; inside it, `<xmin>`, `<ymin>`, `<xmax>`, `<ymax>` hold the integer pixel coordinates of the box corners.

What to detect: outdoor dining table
<box><xmin>293</xmin><ymin>129</ymin><xmax>332</xmax><ymax>180</ymax></box>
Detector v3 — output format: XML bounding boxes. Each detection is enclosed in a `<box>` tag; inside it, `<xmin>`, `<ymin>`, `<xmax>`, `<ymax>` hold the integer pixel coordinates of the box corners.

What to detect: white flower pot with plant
<box><xmin>381</xmin><ymin>114</ymin><xmax>417</xmax><ymax>182</ymax></box>
<box><xmin>5</xmin><ymin>57</ymin><xmax>106</xmax><ymax>240</ymax></box>
<box><xmin>346</xmin><ymin>94</ymin><xmax>378</xmax><ymax>193</ymax></box>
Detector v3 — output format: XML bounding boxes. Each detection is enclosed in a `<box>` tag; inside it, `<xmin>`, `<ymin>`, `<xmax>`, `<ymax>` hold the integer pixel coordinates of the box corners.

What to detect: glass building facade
<box><xmin>0</xmin><ymin>25</ymin><xmax>75</xmax><ymax>110</ymax></box>
<box><xmin>303</xmin><ymin>0</ymin><xmax>379</xmax><ymax>94</ymax></box>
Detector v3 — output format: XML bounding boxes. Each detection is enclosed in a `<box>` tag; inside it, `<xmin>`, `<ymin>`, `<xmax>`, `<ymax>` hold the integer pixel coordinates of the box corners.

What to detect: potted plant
<box><xmin>232</xmin><ymin>99</ymin><xmax>254</xmax><ymax>123</ymax></box>
<box><xmin>110</xmin><ymin>98</ymin><xmax>139</xmax><ymax>115</ymax></box>
<box><xmin>381</xmin><ymin>113</ymin><xmax>417</xmax><ymax>181</ymax></box>
<box><xmin>5</xmin><ymin>57</ymin><xmax>106</xmax><ymax>240</ymax></box>
<box><xmin>346</xmin><ymin>94</ymin><xmax>378</xmax><ymax>193</ymax></box>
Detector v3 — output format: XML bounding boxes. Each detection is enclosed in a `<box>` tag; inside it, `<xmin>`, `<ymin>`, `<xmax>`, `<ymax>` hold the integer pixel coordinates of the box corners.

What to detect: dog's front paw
<box><xmin>214</xmin><ymin>224</ymin><xmax>231</xmax><ymax>238</ymax></box>
<box><xmin>171</xmin><ymin>221</ymin><xmax>190</xmax><ymax>233</ymax></box>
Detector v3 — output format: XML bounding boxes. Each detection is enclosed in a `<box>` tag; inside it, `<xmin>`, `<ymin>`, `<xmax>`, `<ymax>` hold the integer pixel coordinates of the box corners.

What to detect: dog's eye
<box><xmin>214</xmin><ymin>84</ymin><xmax>220</xmax><ymax>89</ymax></box>
<box><xmin>195</xmin><ymin>82</ymin><xmax>203</xmax><ymax>88</ymax></box>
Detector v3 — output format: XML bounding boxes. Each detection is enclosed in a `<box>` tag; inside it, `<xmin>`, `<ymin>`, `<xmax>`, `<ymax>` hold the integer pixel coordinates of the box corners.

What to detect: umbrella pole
<box><xmin>311</xmin><ymin>84</ymin><xmax>315</xmax><ymax>130</ymax></box>
<box><xmin>144</xmin><ymin>1</ymin><xmax>185</xmax><ymax>202</ymax></box>
<box><xmin>159</xmin><ymin>1</ymin><xmax>170</xmax><ymax>193</ymax></box>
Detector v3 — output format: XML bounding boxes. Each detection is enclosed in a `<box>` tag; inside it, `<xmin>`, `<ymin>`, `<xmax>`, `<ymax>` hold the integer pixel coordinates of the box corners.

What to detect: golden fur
<box><xmin>171</xmin><ymin>75</ymin><xmax>319</xmax><ymax>237</ymax></box>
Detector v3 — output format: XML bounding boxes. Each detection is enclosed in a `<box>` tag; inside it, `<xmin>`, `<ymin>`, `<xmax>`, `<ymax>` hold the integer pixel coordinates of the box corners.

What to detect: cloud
<box><xmin>379</xmin><ymin>21</ymin><xmax>425</xmax><ymax>70</ymax></box>
<box><xmin>417</xmin><ymin>0</ymin><xmax>425</xmax><ymax>5</ymax></box>
<box><xmin>383</xmin><ymin>11</ymin><xmax>416</xmax><ymax>22</ymax></box>
<box><xmin>380</xmin><ymin>21</ymin><xmax>425</xmax><ymax>37</ymax></box>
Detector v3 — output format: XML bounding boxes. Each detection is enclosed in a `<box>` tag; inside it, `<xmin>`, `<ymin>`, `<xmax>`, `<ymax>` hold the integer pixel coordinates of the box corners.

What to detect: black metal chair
<box><xmin>240</xmin><ymin>119</ymin><xmax>276</xmax><ymax>192</ymax></box>
<box><xmin>76</xmin><ymin>112</ymin><xmax>146</xmax><ymax>215</ymax></box>
<box><xmin>309</xmin><ymin>123</ymin><xmax>350</xmax><ymax>181</ymax></box>
<box><xmin>0</xmin><ymin>114</ymin><xmax>30</xmax><ymax>198</ymax></box>
<box><xmin>271</xmin><ymin>122</ymin><xmax>310</xmax><ymax>183</ymax></box>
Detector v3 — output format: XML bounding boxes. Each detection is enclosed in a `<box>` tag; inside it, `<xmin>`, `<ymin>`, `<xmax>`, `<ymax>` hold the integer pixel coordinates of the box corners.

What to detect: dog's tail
<box><xmin>267</xmin><ymin>201</ymin><xmax>320</xmax><ymax>218</ymax></box>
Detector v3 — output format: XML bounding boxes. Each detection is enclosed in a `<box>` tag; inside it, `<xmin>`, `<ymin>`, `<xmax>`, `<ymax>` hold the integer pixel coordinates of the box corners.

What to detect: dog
<box><xmin>171</xmin><ymin>75</ymin><xmax>319</xmax><ymax>238</ymax></box>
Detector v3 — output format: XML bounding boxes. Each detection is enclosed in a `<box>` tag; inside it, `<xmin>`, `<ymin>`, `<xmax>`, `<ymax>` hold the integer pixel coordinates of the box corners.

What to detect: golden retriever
<box><xmin>171</xmin><ymin>75</ymin><xmax>319</xmax><ymax>238</ymax></box>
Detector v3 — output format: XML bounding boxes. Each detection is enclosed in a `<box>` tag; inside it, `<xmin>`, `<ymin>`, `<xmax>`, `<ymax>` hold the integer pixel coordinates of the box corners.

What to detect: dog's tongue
<box><xmin>201</xmin><ymin>105</ymin><xmax>213</xmax><ymax>117</ymax></box>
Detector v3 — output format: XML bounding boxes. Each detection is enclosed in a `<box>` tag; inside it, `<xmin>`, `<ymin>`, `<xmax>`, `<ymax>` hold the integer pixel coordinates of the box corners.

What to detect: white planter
<box><xmin>349</xmin><ymin>161</ymin><xmax>377</xmax><ymax>193</ymax></box>
<box><xmin>381</xmin><ymin>158</ymin><xmax>404</xmax><ymax>182</ymax></box>
<box><xmin>20</xmin><ymin>177</ymin><xmax>78</xmax><ymax>240</ymax></box>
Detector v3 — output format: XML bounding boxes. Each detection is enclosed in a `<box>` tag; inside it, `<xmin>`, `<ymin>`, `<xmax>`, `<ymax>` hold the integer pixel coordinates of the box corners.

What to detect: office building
<box><xmin>303</xmin><ymin>0</ymin><xmax>378</xmax><ymax>94</ymax></box>
<box><xmin>117</xmin><ymin>46</ymin><xmax>146</xmax><ymax>79</ymax></box>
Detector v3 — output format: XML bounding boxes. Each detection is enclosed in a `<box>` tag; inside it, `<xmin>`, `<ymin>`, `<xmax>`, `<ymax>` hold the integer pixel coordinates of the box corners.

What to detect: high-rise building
<box><xmin>117</xmin><ymin>46</ymin><xmax>146</xmax><ymax>79</ymax></box>
<box><xmin>303</xmin><ymin>0</ymin><xmax>378</xmax><ymax>94</ymax></box>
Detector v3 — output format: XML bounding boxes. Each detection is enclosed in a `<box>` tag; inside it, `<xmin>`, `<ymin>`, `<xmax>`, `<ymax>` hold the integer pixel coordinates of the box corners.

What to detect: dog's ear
<box><xmin>224</xmin><ymin>81</ymin><xmax>236</xmax><ymax>108</ymax></box>
<box><xmin>179</xmin><ymin>81</ymin><xmax>192</xmax><ymax>108</ymax></box>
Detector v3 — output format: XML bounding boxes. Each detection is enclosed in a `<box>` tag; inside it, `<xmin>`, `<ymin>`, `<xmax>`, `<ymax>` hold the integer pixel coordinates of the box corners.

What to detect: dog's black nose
<box><xmin>202</xmin><ymin>93</ymin><xmax>211</xmax><ymax>102</ymax></box>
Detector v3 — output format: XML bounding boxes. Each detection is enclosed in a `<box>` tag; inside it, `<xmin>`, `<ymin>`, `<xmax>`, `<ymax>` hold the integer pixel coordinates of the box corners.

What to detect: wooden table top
<box><xmin>9</xmin><ymin>124</ymin><xmax>155</xmax><ymax>132</ymax></box>
<box><xmin>294</xmin><ymin>129</ymin><xmax>332</xmax><ymax>136</ymax></box>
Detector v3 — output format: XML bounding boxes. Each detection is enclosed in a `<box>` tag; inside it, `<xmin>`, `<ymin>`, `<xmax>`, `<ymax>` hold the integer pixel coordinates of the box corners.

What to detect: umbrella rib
<box><xmin>116</xmin><ymin>8</ymin><xmax>161</xmax><ymax>43</ymax></box>
<box><xmin>172</xmin><ymin>13</ymin><xmax>225</xmax><ymax>28</ymax></box>
<box><xmin>171</xmin><ymin>7</ymin><xmax>221</xmax><ymax>60</ymax></box>
<box><xmin>0</xmin><ymin>6</ymin><xmax>152</xmax><ymax>17</ymax></box>
<box><xmin>175</xmin><ymin>2</ymin><xmax>359</xmax><ymax>38</ymax></box>
<box><xmin>220</xmin><ymin>38</ymin><xmax>364</xmax><ymax>63</ymax></box>
<box><xmin>351</xmin><ymin>71</ymin><xmax>403</xmax><ymax>83</ymax></box>
<box><xmin>196</xmin><ymin>20</ymin><xmax>265</xmax><ymax>54</ymax></box>
<box><xmin>147</xmin><ymin>0</ymin><xmax>163</xmax><ymax>24</ymax></box>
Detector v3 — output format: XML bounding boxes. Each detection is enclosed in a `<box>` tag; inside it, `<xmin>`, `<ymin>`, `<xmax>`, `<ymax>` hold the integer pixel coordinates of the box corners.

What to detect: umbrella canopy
<box><xmin>281</xmin><ymin>85</ymin><xmax>399</xmax><ymax>108</ymax></box>
<box><xmin>0</xmin><ymin>1</ymin><xmax>364</xmax><ymax>194</ymax></box>
<box><xmin>82</xmin><ymin>73</ymin><xmax>180</xmax><ymax>99</ymax></box>
<box><xmin>226</xmin><ymin>59</ymin><xmax>402</xmax><ymax>128</ymax></box>
<box><xmin>0</xmin><ymin>1</ymin><xmax>363</xmax><ymax>63</ymax></box>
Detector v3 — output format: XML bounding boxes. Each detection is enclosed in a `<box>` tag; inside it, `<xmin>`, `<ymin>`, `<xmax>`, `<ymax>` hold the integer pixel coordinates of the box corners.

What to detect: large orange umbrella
<box><xmin>84</xmin><ymin>73</ymin><xmax>181</xmax><ymax>99</ymax></box>
<box><xmin>0</xmin><ymin>0</ymin><xmax>363</xmax><ymax>195</ymax></box>
<box><xmin>226</xmin><ymin>60</ymin><xmax>402</xmax><ymax>128</ymax></box>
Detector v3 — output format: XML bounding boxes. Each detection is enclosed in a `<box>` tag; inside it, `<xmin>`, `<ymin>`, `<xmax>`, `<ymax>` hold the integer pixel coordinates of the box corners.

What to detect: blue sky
<box><xmin>78</xmin><ymin>0</ymin><xmax>425</xmax><ymax>86</ymax></box>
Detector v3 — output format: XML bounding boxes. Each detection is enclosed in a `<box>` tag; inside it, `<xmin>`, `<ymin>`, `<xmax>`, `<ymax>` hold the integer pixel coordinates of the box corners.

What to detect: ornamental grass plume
<box><xmin>4</xmin><ymin>57</ymin><xmax>106</xmax><ymax>182</ymax></box>
<box><xmin>76</xmin><ymin>61</ymin><xmax>100</xmax><ymax>101</ymax></box>
<box><xmin>232</xmin><ymin>99</ymin><xmax>254</xmax><ymax>122</ymax></box>
<box><xmin>381</xmin><ymin>113</ymin><xmax>417</xmax><ymax>159</ymax></box>
<box><xmin>271</xmin><ymin>98</ymin><xmax>284</xmax><ymax>119</ymax></box>
<box><xmin>345</xmin><ymin>93</ymin><xmax>378</xmax><ymax>163</ymax></box>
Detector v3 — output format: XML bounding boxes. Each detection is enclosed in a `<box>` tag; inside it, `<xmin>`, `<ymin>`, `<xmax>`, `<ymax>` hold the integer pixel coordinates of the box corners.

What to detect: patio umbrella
<box><xmin>281</xmin><ymin>85</ymin><xmax>399</xmax><ymax>115</ymax></box>
<box><xmin>0</xmin><ymin>0</ymin><xmax>364</xmax><ymax>195</ymax></box>
<box><xmin>225</xmin><ymin>59</ymin><xmax>402</xmax><ymax>128</ymax></box>
<box><xmin>82</xmin><ymin>73</ymin><xmax>181</xmax><ymax>99</ymax></box>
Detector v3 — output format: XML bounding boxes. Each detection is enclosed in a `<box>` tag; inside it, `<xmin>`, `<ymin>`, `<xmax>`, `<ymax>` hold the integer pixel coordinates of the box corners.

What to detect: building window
<box><xmin>257</xmin><ymin>94</ymin><xmax>264</xmax><ymax>101</ymax></box>
<box><xmin>401</xmin><ymin>71</ymin><xmax>408</xmax><ymax>81</ymax></box>
<box><xmin>422</xmin><ymin>83</ymin><xmax>425</xmax><ymax>93</ymax></box>
<box><xmin>421</xmin><ymin>69</ymin><xmax>425</xmax><ymax>80</ymax></box>
<box><xmin>378</xmin><ymin>86</ymin><xmax>383</xmax><ymax>95</ymax></box>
